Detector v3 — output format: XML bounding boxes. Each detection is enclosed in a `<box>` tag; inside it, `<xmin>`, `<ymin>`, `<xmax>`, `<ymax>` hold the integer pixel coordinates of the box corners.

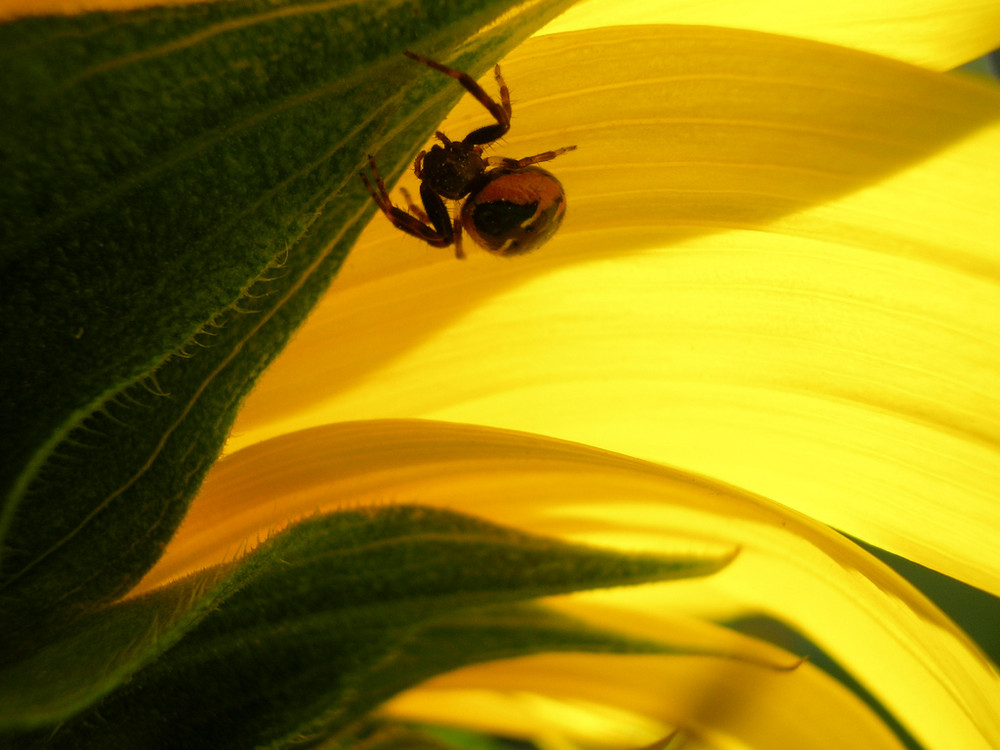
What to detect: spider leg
<box><xmin>404</xmin><ymin>51</ymin><xmax>511</xmax><ymax>145</ymax></box>
<box><xmin>453</xmin><ymin>214</ymin><xmax>465</xmax><ymax>260</ymax></box>
<box><xmin>484</xmin><ymin>145</ymin><xmax>577</xmax><ymax>170</ymax></box>
<box><xmin>417</xmin><ymin>182</ymin><xmax>465</xmax><ymax>259</ymax></box>
<box><xmin>399</xmin><ymin>187</ymin><xmax>431</xmax><ymax>222</ymax></box>
<box><xmin>462</xmin><ymin>65</ymin><xmax>512</xmax><ymax>146</ymax></box>
<box><xmin>418</xmin><ymin>181</ymin><xmax>455</xmax><ymax>241</ymax></box>
<box><xmin>360</xmin><ymin>155</ymin><xmax>451</xmax><ymax>247</ymax></box>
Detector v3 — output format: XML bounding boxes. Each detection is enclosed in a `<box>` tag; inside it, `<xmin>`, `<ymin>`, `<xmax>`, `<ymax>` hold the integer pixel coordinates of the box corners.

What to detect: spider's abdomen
<box><xmin>461</xmin><ymin>167</ymin><xmax>567</xmax><ymax>256</ymax></box>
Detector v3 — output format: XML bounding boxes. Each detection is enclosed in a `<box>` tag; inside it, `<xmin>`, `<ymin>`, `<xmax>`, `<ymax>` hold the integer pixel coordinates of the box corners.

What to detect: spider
<box><xmin>360</xmin><ymin>50</ymin><xmax>576</xmax><ymax>259</ymax></box>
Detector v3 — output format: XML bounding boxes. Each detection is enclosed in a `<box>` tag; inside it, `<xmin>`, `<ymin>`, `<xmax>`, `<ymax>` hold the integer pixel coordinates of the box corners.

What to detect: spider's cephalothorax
<box><xmin>361</xmin><ymin>51</ymin><xmax>576</xmax><ymax>258</ymax></box>
<box><xmin>417</xmin><ymin>132</ymin><xmax>486</xmax><ymax>201</ymax></box>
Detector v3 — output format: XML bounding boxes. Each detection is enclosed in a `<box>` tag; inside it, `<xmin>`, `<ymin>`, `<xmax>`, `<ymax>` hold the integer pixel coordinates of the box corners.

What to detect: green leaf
<box><xmin>0</xmin><ymin>0</ymin><xmax>579</xmax><ymax>641</ymax></box>
<box><xmin>333</xmin><ymin>726</ymin><xmax>465</xmax><ymax>750</ymax></box>
<box><xmin>0</xmin><ymin>505</ymin><xmax>736</xmax><ymax>747</ymax></box>
<box><xmin>334</xmin><ymin>723</ymin><xmax>528</xmax><ymax>750</ymax></box>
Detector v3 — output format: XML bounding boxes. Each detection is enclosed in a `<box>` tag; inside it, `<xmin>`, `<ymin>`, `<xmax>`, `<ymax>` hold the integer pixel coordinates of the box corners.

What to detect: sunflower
<box><xmin>2</xmin><ymin>2</ymin><xmax>998</xmax><ymax>749</ymax></box>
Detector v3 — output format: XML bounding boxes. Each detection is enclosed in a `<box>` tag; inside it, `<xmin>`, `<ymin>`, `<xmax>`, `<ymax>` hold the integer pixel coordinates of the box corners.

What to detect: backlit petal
<box><xmin>229</xmin><ymin>27</ymin><xmax>1000</xmax><ymax>596</ymax></box>
<box><xmin>543</xmin><ymin>0</ymin><xmax>1000</xmax><ymax>69</ymax></box>
<box><xmin>385</xmin><ymin>654</ymin><xmax>905</xmax><ymax>749</ymax></box>
<box><xmin>148</xmin><ymin>420</ymin><xmax>1000</xmax><ymax>749</ymax></box>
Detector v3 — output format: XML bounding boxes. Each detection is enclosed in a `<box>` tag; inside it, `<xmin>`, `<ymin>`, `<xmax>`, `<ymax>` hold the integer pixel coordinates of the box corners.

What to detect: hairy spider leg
<box><xmin>418</xmin><ymin>180</ymin><xmax>461</xmax><ymax>251</ymax></box>
<box><xmin>360</xmin><ymin>155</ymin><xmax>455</xmax><ymax>249</ymax></box>
<box><xmin>462</xmin><ymin>64</ymin><xmax>512</xmax><ymax>145</ymax></box>
<box><xmin>485</xmin><ymin>145</ymin><xmax>578</xmax><ymax>170</ymax></box>
<box><xmin>399</xmin><ymin>187</ymin><xmax>431</xmax><ymax>223</ymax></box>
<box><xmin>404</xmin><ymin>51</ymin><xmax>511</xmax><ymax>145</ymax></box>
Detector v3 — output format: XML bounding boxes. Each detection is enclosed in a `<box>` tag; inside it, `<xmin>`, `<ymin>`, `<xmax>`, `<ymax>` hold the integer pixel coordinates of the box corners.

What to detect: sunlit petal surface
<box><xmin>228</xmin><ymin>27</ymin><xmax>1000</xmax><ymax>601</ymax></box>
<box><xmin>543</xmin><ymin>0</ymin><xmax>1000</xmax><ymax>69</ymax></box>
<box><xmin>143</xmin><ymin>419</ymin><xmax>1000</xmax><ymax>749</ymax></box>
<box><xmin>385</xmin><ymin>654</ymin><xmax>904</xmax><ymax>749</ymax></box>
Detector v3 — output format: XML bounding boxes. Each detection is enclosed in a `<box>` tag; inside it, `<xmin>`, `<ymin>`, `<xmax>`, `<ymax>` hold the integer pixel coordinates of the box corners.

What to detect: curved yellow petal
<box><xmin>542</xmin><ymin>0</ymin><xmax>1000</xmax><ymax>70</ymax></box>
<box><xmin>384</xmin><ymin>654</ymin><xmax>906</xmax><ymax>750</ymax></box>
<box><xmin>230</xmin><ymin>27</ymin><xmax>1000</xmax><ymax>596</ymax></box>
<box><xmin>147</xmin><ymin>419</ymin><xmax>1000</xmax><ymax>749</ymax></box>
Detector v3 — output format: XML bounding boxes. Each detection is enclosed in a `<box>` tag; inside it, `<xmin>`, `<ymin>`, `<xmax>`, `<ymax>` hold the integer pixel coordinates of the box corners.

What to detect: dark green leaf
<box><xmin>336</xmin><ymin>726</ymin><xmax>466</xmax><ymax>750</ymax></box>
<box><xmin>332</xmin><ymin>723</ymin><xmax>530</xmax><ymax>750</ymax></box>
<box><xmin>0</xmin><ymin>0</ymin><xmax>579</xmax><ymax>641</ymax></box>
<box><xmin>0</xmin><ymin>505</ymin><xmax>736</xmax><ymax>747</ymax></box>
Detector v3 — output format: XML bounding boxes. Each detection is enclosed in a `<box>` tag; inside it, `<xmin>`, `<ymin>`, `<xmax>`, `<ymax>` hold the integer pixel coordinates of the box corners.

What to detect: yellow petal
<box><xmin>541</xmin><ymin>0</ymin><xmax>1000</xmax><ymax>69</ymax></box>
<box><xmin>230</xmin><ymin>27</ymin><xmax>1000</xmax><ymax>596</ymax></box>
<box><xmin>146</xmin><ymin>419</ymin><xmax>1000</xmax><ymax>749</ymax></box>
<box><xmin>384</xmin><ymin>654</ymin><xmax>906</xmax><ymax>750</ymax></box>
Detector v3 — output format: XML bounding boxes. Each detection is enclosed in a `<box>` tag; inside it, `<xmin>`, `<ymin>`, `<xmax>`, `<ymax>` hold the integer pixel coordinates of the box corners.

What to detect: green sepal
<box><xmin>333</xmin><ymin>726</ymin><xmax>466</xmax><ymax>750</ymax></box>
<box><xmin>0</xmin><ymin>505</ymin><xmax>736</xmax><ymax>748</ymax></box>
